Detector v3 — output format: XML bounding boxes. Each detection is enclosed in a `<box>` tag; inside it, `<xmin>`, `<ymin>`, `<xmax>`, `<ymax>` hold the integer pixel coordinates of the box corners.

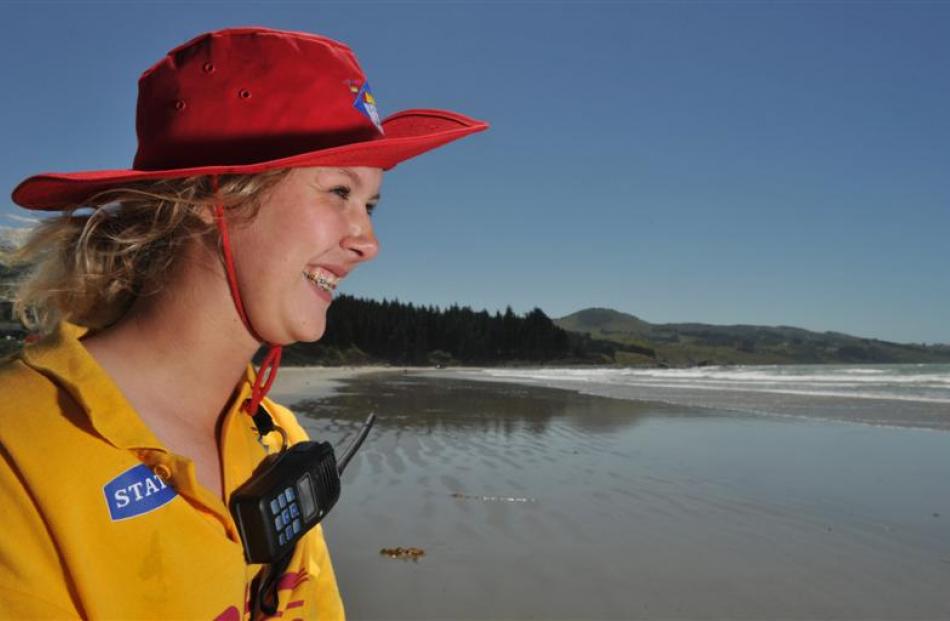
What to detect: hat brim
<box><xmin>12</xmin><ymin>109</ymin><xmax>488</xmax><ymax>210</ymax></box>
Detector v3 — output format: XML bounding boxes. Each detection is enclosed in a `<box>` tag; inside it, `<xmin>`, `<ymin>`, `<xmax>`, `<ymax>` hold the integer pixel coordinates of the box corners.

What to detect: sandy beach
<box><xmin>269</xmin><ymin>365</ymin><xmax>404</xmax><ymax>404</ymax></box>
<box><xmin>271</xmin><ymin>367</ymin><xmax>950</xmax><ymax>620</ymax></box>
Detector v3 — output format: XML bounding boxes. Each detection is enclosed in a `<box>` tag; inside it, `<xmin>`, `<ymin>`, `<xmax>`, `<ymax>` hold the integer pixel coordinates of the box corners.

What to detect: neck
<box><xmin>83</xmin><ymin>243</ymin><xmax>262</xmax><ymax>437</ymax></box>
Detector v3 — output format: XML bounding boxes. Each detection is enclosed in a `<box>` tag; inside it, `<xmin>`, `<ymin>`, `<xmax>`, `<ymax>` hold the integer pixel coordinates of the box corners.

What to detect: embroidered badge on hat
<box><xmin>352</xmin><ymin>82</ymin><xmax>384</xmax><ymax>134</ymax></box>
<box><xmin>104</xmin><ymin>464</ymin><xmax>178</xmax><ymax>521</ymax></box>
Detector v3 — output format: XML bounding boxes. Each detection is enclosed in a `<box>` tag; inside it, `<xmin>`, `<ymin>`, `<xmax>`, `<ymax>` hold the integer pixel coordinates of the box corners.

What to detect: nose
<box><xmin>342</xmin><ymin>214</ymin><xmax>380</xmax><ymax>262</ymax></box>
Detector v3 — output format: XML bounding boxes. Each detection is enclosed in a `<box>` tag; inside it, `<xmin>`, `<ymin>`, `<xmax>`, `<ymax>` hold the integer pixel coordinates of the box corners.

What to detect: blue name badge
<box><xmin>103</xmin><ymin>464</ymin><xmax>177</xmax><ymax>521</ymax></box>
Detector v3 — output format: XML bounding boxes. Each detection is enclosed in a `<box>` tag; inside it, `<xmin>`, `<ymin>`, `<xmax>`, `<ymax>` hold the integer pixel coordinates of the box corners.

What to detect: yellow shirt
<box><xmin>0</xmin><ymin>323</ymin><xmax>344</xmax><ymax>620</ymax></box>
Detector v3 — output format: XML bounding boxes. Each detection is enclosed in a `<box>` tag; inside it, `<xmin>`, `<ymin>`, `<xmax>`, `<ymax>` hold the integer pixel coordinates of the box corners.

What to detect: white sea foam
<box><xmin>471</xmin><ymin>364</ymin><xmax>950</xmax><ymax>425</ymax></box>
<box><xmin>480</xmin><ymin>365</ymin><xmax>950</xmax><ymax>400</ymax></box>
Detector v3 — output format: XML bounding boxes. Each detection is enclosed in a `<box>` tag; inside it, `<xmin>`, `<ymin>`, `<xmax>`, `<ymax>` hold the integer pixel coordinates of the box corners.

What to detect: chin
<box><xmin>256</xmin><ymin>319</ymin><xmax>326</xmax><ymax>346</ymax></box>
<box><xmin>254</xmin><ymin>303</ymin><xmax>328</xmax><ymax>345</ymax></box>
<box><xmin>288</xmin><ymin>320</ymin><xmax>328</xmax><ymax>345</ymax></box>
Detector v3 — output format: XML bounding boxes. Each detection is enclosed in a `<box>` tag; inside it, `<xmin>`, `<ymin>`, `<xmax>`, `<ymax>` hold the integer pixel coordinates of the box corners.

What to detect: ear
<box><xmin>196</xmin><ymin>202</ymin><xmax>218</xmax><ymax>226</ymax></box>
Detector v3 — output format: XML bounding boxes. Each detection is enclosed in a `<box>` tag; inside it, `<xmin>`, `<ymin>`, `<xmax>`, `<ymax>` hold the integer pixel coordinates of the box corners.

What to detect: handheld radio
<box><xmin>230</xmin><ymin>412</ymin><xmax>376</xmax><ymax>565</ymax></box>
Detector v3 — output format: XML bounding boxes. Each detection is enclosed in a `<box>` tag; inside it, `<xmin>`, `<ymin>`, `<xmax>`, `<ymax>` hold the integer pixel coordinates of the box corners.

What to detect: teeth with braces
<box><xmin>303</xmin><ymin>270</ymin><xmax>339</xmax><ymax>292</ymax></box>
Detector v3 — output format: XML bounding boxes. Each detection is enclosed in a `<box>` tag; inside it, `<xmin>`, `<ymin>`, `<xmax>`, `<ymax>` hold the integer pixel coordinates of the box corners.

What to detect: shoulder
<box><xmin>0</xmin><ymin>360</ymin><xmax>85</xmax><ymax>618</ymax></box>
<box><xmin>0</xmin><ymin>354</ymin><xmax>57</xmax><ymax>400</ymax></box>
<box><xmin>0</xmin><ymin>356</ymin><xmax>72</xmax><ymax>438</ymax></box>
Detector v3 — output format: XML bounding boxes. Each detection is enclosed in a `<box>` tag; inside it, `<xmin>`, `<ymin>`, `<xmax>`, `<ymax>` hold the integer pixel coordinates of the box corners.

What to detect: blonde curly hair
<box><xmin>8</xmin><ymin>170</ymin><xmax>290</xmax><ymax>335</ymax></box>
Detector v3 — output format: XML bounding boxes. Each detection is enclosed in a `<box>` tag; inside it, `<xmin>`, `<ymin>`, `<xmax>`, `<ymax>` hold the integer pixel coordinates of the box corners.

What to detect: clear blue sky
<box><xmin>2</xmin><ymin>1</ymin><xmax>948</xmax><ymax>344</ymax></box>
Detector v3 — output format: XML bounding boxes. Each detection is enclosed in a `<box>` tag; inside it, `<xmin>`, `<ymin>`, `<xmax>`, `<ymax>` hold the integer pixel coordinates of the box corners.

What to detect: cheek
<box><xmin>233</xmin><ymin>211</ymin><xmax>307</xmax><ymax>264</ymax></box>
<box><xmin>228</xmin><ymin>217</ymin><xmax>275</xmax><ymax>265</ymax></box>
<box><xmin>301</xmin><ymin>212</ymin><xmax>348</xmax><ymax>253</ymax></box>
<box><xmin>232</xmin><ymin>205</ymin><xmax>346</xmax><ymax>285</ymax></box>
<box><xmin>228</xmin><ymin>225</ymin><xmax>296</xmax><ymax>295</ymax></box>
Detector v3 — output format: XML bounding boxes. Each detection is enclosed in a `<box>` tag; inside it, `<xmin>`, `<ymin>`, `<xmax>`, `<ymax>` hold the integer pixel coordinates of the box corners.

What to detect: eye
<box><xmin>330</xmin><ymin>185</ymin><xmax>351</xmax><ymax>200</ymax></box>
<box><xmin>366</xmin><ymin>202</ymin><xmax>378</xmax><ymax>217</ymax></box>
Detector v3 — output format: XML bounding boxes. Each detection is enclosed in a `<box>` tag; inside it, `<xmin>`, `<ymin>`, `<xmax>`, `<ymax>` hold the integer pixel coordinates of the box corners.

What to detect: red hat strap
<box><xmin>210</xmin><ymin>175</ymin><xmax>283</xmax><ymax>420</ymax></box>
<box><xmin>211</xmin><ymin>175</ymin><xmax>254</xmax><ymax>336</ymax></box>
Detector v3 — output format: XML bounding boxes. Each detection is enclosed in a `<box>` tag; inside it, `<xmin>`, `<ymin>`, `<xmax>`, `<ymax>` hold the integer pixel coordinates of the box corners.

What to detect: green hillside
<box><xmin>556</xmin><ymin>307</ymin><xmax>950</xmax><ymax>366</ymax></box>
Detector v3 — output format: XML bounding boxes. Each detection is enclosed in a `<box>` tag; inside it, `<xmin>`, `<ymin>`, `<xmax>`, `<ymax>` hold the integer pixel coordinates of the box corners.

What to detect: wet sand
<box><xmin>269</xmin><ymin>366</ymin><xmax>407</xmax><ymax>404</ymax></box>
<box><xmin>274</xmin><ymin>369</ymin><xmax>950</xmax><ymax>620</ymax></box>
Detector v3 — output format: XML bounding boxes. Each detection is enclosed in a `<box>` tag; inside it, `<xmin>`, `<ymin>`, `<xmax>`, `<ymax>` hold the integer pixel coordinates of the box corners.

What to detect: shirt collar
<box><xmin>21</xmin><ymin>321</ymin><xmax>254</xmax><ymax>452</ymax></box>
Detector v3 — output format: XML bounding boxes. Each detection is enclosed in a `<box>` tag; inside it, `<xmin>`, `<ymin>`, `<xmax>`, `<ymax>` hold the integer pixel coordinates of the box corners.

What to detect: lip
<box><xmin>311</xmin><ymin>264</ymin><xmax>349</xmax><ymax>278</ymax></box>
<box><xmin>304</xmin><ymin>273</ymin><xmax>334</xmax><ymax>303</ymax></box>
<box><xmin>310</xmin><ymin>282</ymin><xmax>333</xmax><ymax>303</ymax></box>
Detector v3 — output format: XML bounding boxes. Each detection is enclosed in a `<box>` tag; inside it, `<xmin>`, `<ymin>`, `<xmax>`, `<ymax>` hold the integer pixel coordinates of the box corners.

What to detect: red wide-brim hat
<box><xmin>12</xmin><ymin>27</ymin><xmax>488</xmax><ymax>211</ymax></box>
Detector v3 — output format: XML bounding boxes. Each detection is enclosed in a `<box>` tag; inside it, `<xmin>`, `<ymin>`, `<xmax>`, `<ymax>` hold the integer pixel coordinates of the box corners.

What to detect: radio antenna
<box><xmin>337</xmin><ymin>413</ymin><xmax>376</xmax><ymax>475</ymax></box>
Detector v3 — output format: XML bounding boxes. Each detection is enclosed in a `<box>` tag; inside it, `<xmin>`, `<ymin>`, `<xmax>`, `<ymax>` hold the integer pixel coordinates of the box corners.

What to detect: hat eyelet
<box><xmin>174</xmin><ymin>100</ymin><xmax>187</xmax><ymax>111</ymax></box>
<box><xmin>202</xmin><ymin>62</ymin><xmax>215</xmax><ymax>74</ymax></box>
<box><xmin>238</xmin><ymin>89</ymin><xmax>252</xmax><ymax>100</ymax></box>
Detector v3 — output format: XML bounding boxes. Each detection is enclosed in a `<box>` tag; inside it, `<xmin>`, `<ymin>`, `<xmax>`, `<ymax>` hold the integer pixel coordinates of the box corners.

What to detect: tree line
<box><xmin>280</xmin><ymin>295</ymin><xmax>654</xmax><ymax>366</ymax></box>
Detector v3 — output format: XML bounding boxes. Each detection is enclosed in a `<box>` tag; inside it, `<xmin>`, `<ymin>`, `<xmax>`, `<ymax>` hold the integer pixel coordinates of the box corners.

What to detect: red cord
<box><xmin>246</xmin><ymin>345</ymin><xmax>282</xmax><ymax>416</ymax></box>
<box><xmin>211</xmin><ymin>175</ymin><xmax>283</xmax><ymax>417</ymax></box>
<box><xmin>212</xmin><ymin>176</ymin><xmax>253</xmax><ymax>335</ymax></box>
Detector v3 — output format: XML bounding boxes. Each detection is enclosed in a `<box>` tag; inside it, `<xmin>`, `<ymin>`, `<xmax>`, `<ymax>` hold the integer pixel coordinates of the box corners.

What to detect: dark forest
<box><xmin>279</xmin><ymin>295</ymin><xmax>653</xmax><ymax>366</ymax></box>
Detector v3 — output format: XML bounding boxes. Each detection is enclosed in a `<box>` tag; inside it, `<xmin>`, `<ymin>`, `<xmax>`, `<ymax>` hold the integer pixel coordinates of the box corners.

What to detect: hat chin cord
<box><xmin>210</xmin><ymin>175</ymin><xmax>283</xmax><ymax>422</ymax></box>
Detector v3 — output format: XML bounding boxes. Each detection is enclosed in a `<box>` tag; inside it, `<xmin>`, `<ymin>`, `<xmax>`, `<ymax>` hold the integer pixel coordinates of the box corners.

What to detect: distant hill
<box><xmin>0</xmin><ymin>227</ymin><xmax>31</xmax><ymax>253</ymax></box>
<box><xmin>556</xmin><ymin>307</ymin><xmax>950</xmax><ymax>365</ymax></box>
<box><xmin>0</xmin><ymin>228</ymin><xmax>29</xmax><ymax>336</ymax></box>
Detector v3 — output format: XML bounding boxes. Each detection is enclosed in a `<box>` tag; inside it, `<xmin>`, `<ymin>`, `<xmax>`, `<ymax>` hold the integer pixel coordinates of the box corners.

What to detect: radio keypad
<box><xmin>270</xmin><ymin>485</ymin><xmax>303</xmax><ymax>547</ymax></box>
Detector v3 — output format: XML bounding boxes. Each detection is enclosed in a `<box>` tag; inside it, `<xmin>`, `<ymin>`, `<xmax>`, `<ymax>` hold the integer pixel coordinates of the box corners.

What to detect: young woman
<box><xmin>0</xmin><ymin>27</ymin><xmax>485</xmax><ymax>619</ymax></box>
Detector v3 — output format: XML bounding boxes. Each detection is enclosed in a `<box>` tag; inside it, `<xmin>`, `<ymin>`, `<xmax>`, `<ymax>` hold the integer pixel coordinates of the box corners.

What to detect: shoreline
<box><xmin>415</xmin><ymin>366</ymin><xmax>950</xmax><ymax>432</ymax></box>
<box><xmin>272</xmin><ymin>364</ymin><xmax>950</xmax><ymax>431</ymax></box>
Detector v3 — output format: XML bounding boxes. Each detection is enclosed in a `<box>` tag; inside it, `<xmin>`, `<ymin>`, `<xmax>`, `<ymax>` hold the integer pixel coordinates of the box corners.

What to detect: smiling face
<box><xmin>227</xmin><ymin>166</ymin><xmax>382</xmax><ymax>344</ymax></box>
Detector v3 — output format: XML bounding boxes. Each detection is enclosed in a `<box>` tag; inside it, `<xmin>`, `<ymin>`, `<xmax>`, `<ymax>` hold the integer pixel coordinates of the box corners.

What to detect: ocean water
<box><xmin>444</xmin><ymin>364</ymin><xmax>950</xmax><ymax>430</ymax></box>
<box><xmin>294</xmin><ymin>373</ymin><xmax>950</xmax><ymax>620</ymax></box>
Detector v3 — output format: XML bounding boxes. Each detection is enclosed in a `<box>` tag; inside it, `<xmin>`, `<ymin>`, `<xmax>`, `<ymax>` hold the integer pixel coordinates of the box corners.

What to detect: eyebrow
<box><xmin>335</xmin><ymin>168</ymin><xmax>381</xmax><ymax>202</ymax></box>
